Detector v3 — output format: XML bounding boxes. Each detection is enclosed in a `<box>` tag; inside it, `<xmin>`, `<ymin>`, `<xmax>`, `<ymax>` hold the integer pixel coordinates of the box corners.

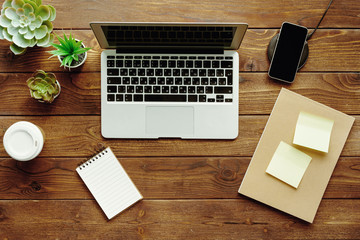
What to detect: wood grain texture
<box><xmin>0</xmin><ymin>199</ymin><xmax>359</xmax><ymax>239</ymax></box>
<box><xmin>0</xmin><ymin>29</ymin><xmax>359</xmax><ymax>73</ymax></box>
<box><xmin>49</xmin><ymin>0</ymin><xmax>360</xmax><ymax>29</ymax></box>
<box><xmin>1</xmin><ymin>73</ymin><xmax>359</xmax><ymax>116</ymax></box>
<box><xmin>0</xmin><ymin>157</ymin><xmax>358</xmax><ymax>200</ymax></box>
<box><xmin>0</xmin><ymin>115</ymin><xmax>358</xmax><ymax>157</ymax></box>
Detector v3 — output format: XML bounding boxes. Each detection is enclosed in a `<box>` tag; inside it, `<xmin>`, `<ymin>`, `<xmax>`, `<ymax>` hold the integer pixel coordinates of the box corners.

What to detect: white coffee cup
<box><xmin>3</xmin><ymin>121</ymin><xmax>45</xmax><ymax>161</ymax></box>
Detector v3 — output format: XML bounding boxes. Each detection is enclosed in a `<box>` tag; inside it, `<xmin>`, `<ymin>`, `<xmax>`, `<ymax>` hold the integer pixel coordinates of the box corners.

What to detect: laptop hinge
<box><xmin>116</xmin><ymin>48</ymin><xmax>224</xmax><ymax>54</ymax></box>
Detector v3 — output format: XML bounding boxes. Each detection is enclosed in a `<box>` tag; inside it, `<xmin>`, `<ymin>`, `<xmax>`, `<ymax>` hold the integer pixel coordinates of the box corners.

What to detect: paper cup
<box><xmin>3</xmin><ymin>121</ymin><xmax>45</xmax><ymax>161</ymax></box>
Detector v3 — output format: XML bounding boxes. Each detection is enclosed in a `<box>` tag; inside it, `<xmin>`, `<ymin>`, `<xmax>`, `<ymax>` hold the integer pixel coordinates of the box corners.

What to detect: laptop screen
<box><xmin>91</xmin><ymin>23</ymin><xmax>248</xmax><ymax>50</ymax></box>
<box><xmin>101</xmin><ymin>25</ymin><xmax>236</xmax><ymax>48</ymax></box>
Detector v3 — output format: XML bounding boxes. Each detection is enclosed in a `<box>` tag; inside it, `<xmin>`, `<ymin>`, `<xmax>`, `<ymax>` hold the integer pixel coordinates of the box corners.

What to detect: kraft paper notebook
<box><xmin>76</xmin><ymin>147</ymin><xmax>143</xmax><ymax>220</ymax></box>
<box><xmin>238</xmin><ymin>88</ymin><xmax>355</xmax><ymax>223</ymax></box>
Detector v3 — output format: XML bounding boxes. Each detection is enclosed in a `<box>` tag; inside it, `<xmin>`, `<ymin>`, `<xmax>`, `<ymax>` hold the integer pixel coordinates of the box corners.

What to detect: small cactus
<box><xmin>27</xmin><ymin>70</ymin><xmax>60</xmax><ymax>103</ymax></box>
<box><xmin>0</xmin><ymin>0</ymin><xmax>56</xmax><ymax>55</ymax></box>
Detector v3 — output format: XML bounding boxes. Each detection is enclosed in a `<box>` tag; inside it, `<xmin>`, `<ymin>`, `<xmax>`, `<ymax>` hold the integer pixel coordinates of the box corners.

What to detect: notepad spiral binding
<box><xmin>78</xmin><ymin>143</ymin><xmax>107</xmax><ymax>170</ymax></box>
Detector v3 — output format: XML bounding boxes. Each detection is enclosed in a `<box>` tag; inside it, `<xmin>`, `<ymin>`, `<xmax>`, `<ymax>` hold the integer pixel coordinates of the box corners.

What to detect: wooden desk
<box><xmin>0</xmin><ymin>0</ymin><xmax>359</xmax><ymax>239</ymax></box>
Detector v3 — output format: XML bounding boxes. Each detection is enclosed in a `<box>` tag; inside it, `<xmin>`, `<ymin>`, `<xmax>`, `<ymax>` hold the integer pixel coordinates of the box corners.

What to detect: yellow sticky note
<box><xmin>293</xmin><ymin>111</ymin><xmax>334</xmax><ymax>153</ymax></box>
<box><xmin>266</xmin><ymin>141</ymin><xmax>312</xmax><ymax>188</ymax></box>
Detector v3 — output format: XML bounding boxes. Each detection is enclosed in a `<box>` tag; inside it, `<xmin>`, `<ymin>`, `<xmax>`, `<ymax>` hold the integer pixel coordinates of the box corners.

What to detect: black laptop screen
<box><xmin>101</xmin><ymin>25</ymin><xmax>236</xmax><ymax>48</ymax></box>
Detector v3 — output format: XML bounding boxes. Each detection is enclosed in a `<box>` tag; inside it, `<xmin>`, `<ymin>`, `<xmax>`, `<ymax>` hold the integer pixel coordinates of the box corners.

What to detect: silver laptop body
<box><xmin>90</xmin><ymin>22</ymin><xmax>248</xmax><ymax>139</ymax></box>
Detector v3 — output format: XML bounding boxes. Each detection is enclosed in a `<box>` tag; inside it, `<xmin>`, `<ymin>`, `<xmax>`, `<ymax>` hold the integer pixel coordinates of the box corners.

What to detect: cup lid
<box><xmin>3</xmin><ymin>121</ymin><xmax>44</xmax><ymax>161</ymax></box>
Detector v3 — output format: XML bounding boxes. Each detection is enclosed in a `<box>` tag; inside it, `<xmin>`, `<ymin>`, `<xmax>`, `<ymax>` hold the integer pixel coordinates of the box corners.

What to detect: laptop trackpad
<box><xmin>146</xmin><ymin>106</ymin><xmax>194</xmax><ymax>138</ymax></box>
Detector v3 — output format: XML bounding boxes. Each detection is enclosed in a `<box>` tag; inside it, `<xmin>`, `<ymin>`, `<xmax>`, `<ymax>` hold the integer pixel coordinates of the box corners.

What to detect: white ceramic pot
<box><xmin>3</xmin><ymin>121</ymin><xmax>45</xmax><ymax>161</ymax></box>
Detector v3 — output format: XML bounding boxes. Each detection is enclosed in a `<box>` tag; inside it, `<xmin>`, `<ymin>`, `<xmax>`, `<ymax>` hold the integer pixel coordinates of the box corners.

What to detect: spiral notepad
<box><xmin>76</xmin><ymin>147</ymin><xmax>143</xmax><ymax>219</ymax></box>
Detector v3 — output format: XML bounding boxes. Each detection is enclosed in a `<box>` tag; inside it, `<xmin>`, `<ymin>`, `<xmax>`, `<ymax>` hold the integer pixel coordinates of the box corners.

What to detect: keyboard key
<box><xmin>136</xmin><ymin>86</ymin><xmax>143</xmax><ymax>93</ymax></box>
<box><xmin>133</xmin><ymin>60</ymin><xmax>141</xmax><ymax>67</ymax></box>
<box><xmin>107</xmin><ymin>77</ymin><xmax>121</xmax><ymax>84</ymax></box>
<box><xmin>145</xmin><ymin>95</ymin><xmax>186</xmax><ymax>102</ymax></box>
<box><xmin>162</xmin><ymin>86</ymin><xmax>169</xmax><ymax>93</ymax></box>
<box><xmin>155</xmin><ymin>69</ymin><xmax>163</xmax><ymax>76</ymax></box>
<box><xmin>171</xmin><ymin>86</ymin><xmax>178</xmax><ymax>93</ymax></box>
<box><xmin>188</xmin><ymin>86</ymin><xmax>195</xmax><ymax>93</ymax></box>
<box><xmin>146</xmin><ymin>69</ymin><xmax>154</xmax><ymax>76</ymax></box>
<box><xmin>144</xmin><ymin>86</ymin><xmax>152</xmax><ymax>93</ymax></box>
<box><xmin>134</xmin><ymin>94</ymin><xmax>143</xmax><ymax>102</ymax></box>
<box><xmin>107</xmin><ymin>69</ymin><xmax>119</xmax><ymax>76</ymax></box>
<box><xmin>218</xmin><ymin>78</ymin><xmax>227</xmax><ymax>85</ymax></box>
<box><xmin>116</xmin><ymin>60</ymin><xmax>123</xmax><ymax>67</ymax></box>
<box><xmin>142</xmin><ymin>60</ymin><xmax>150</xmax><ymax>67</ymax></box>
<box><xmin>203</xmin><ymin>61</ymin><xmax>211</xmax><ymax>68</ymax></box>
<box><xmin>158</xmin><ymin>77</ymin><xmax>165</xmax><ymax>85</ymax></box>
<box><xmin>199</xmin><ymin>95</ymin><xmax>207</xmax><ymax>102</ymax></box>
<box><xmin>221</xmin><ymin>61</ymin><xmax>233</xmax><ymax>68</ymax></box>
<box><xmin>118</xmin><ymin>86</ymin><xmax>126</xmax><ymax>93</ymax></box>
<box><xmin>197</xmin><ymin>86</ymin><xmax>204</xmax><ymax>93</ymax></box>
<box><xmin>208</xmin><ymin>69</ymin><xmax>215</xmax><ymax>76</ymax></box>
<box><xmin>168</xmin><ymin>60</ymin><xmax>176</xmax><ymax>68</ymax></box>
<box><xmin>122</xmin><ymin>77</ymin><xmax>130</xmax><ymax>84</ymax></box>
<box><xmin>225</xmin><ymin>99</ymin><xmax>232</xmax><ymax>102</ymax></box>
<box><xmin>179</xmin><ymin>86</ymin><xmax>187</xmax><ymax>93</ymax></box>
<box><xmin>164</xmin><ymin>69</ymin><xmax>172</xmax><ymax>76</ymax></box>
<box><xmin>173</xmin><ymin>69</ymin><xmax>180</xmax><ymax>76</ymax></box>
<box><xmin>127</xmin><ymin>86</ymin><xmax>134</xmax><ymax>93</ymax></box>
<box><xmin>190</xmin><ymin>69</ymin><xmax>198</xmax><ymax>76</ymax></box>
<box><xmin>175</xmin><ymin>78</ymin><xmax>182</xmax><ymax>85</ymax></box>
<box><xmin>107</xmin><ymin>86</ymin><xmax>117</xmax><ymax>93</ymax></box>
<box><xmin>125</xmin><ymin>60</ymin><xmax>132</xmax><ymax>67</ymax></box>
<box><xmin>215</xmin><ymin>86</ymin><xmax>232</xmax><ymax>94</ymax></box>
<box><xmin>216</xmin><ymin>69</ymin><xmax>224</xmax><ymax>77</ymax></box>
<box><xmin>184</xmin><ymin>78</ymin><xmax>191</xmax><ymax>85</ymax></box>
<box><xmin>107</xmin><ymin>60</ymin><xmax>115</xmax><ymax>67</ymax></box>
<box><xmin>208</xmin><ymin>98</ymin><xmax>215</xmax><ymax>102</ymax></box>
<box><xmin>194</xmin><ymin>61</ymin><xmax>202</xmax><ymax>68</ymax></box>
<box><xmin>151</xmin><ymin>60</ymin><xmax>159</xmax><ymax>68</ymax></box>
<box><xmin>199</xmin><ymin>69</ymin><xmax>207</xmax><ymax>76</ymax></box>
<box><xmin>177</xmin><ymin>60</ymin><xmax>185</xmax><ymax>68</ymax></box>
<box><xmin>160</xmin><ymin>60</ymin><xmax>167</xmax><ymax>68</ymax></box>
<box><xmin>138</xmin><ymin>69</ymin><xmax>145</xmax><ymax>76</ymax></box>
<box><xmin>212</xmin><ymin>61</ymin><xmax>220</xmax><ymax>68</ymax></box>
<box><xmin>186</xmin><ymin>61</ymin><xmax>194</xmax><ymax>68</ymax></box>
<box><xmin>129</xmin><ymin>69</ymin><xmax>137</xmax><ymax>76</ymax></box>
<box><xmin>205</xmin><ymin>86</ymin><xmax>213</xmax><ymax>94</ymax></box>
<box><xmin>181</xmin><ymin>69</ymin><xmax>189</xmax><ymax>76</ymax></box>
<box><xmin>107</xmin><ymin>56</ymin><xmax>115</xmax><ymax>59</ymax></box>
<box><xmin>210</xmin><ymin>78</ymin><xmax>217</xmax><ymax>85</ymax></box>
<box><xmin>125</xmin><ymin>94</ymin><xmax>132</xmax><ymax>102</ymax></box>
<box><xmin>192</xmin><ymin>78</ymin><xmax>200</xmax><ymax>85</ymax></box>
<box><xmin>120</xmin><ymin>69</ymin><xmax>128</xmax><ymax>76</ymax></box>
<box><xmin>201</xmin><ymin>78</ymin><xmax>209</xmax><ymax>85</ymax></box>
<box><xmin>116</xmin><ymin>94</ymin><xmax>124</xmax><ymax>101</ymax></box>
<box><xmin>107</xmin><ymin>94</ymin><xmax>115</xmax><ymax>101</ymax></box>
<box><xmin>149</xmin><ymin>77</ymin><xmax>156</xmax><ymax>84</ymax></box>
<box><xmin>166</xmin><ymin>77</ymin><xmax>174</xmax><ymax>85</ymax></box>
<box><xmin>153</xmin><ymin>86</ymin><xmax>161</xmax><ymax>93</ymax></box>
<box><xmin>140</xmin><ymin>77</ymin><xmax>147</xmax><ymax>85</ymax></box>
<box><xmin>188</xmin><ymin>95</ymin><xmax>197</xmax><ymax>102</ymax></box>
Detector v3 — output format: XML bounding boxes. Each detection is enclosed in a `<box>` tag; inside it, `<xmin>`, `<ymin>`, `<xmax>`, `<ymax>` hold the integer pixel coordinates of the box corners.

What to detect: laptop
<box><xmin>90</xmin><ymin>22</ymin><xmax>248</xmax><ymax>139</ymax></box>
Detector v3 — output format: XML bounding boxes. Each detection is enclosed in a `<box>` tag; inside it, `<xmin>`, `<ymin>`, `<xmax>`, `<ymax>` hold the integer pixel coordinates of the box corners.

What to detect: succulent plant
<box><xmin>27</xmin><ymin>70</ymin><xmax>60</xmax><ymax>103</ymax></box>
<box><xmin>0</xmin><ymin>0</ymin><xmax>56</xmax><ymax>55</ymax></box>
<box><xmin>49</xmin><ymin>33</ymin><xmax>91</xmax><ymax>68</ymax></box>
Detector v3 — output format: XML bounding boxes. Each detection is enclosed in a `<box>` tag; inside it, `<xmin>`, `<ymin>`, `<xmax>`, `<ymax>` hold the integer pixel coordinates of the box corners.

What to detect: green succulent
<box><xmin>49</xmin><ymin>33</ymin><xmax>91</xmax><ymax>68</ymax></box>
<box><xmin>0</xmin><ymin>0</ymin><xmax>56</xmax><ymax>55</ymax></box>
<box><xmin>27</xmin><ymin>70</ymin><xmax>60</xmax><ymax>103</ymax></box>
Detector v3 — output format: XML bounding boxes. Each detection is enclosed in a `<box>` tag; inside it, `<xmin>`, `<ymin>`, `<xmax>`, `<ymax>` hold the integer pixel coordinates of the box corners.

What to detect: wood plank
<box><xmin>0</xmin><ymin>199</ymin><xmax>359</xmax><ymax>239</ymax></box>
<box><xmin>0</xmin><ymin>115</ymin><xmax>358</xmax><ymax>158</ymax></box>
<box><xmin>0</xmin><ymin>157</ymin><xmax>358</xmax><ymax>200</ymax></box>
<box><xmin>49</xmin><ymin>0</ymin><xmax>360</xmax><ymax>29</ymax></box>
<box><xmin>1</xmin><ymin>73</ymin><xmax>359</xmax><ymax>116</ymax></box>
<box><xmin>0</xmin><ymin>29</ymin><xmax>359</xmax><ymax>72</ymax></box>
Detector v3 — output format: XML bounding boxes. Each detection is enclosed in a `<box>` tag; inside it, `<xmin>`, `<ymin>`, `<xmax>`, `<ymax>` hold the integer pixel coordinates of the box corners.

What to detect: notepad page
<box><xmin>76</xmin><ymin>147</ymin><xmax>143</xmax><ymax>219</ymax></box>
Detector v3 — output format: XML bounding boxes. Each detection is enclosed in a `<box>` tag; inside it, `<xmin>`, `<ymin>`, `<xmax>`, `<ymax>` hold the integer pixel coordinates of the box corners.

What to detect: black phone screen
<box><xmin>268</xmin><ymin>22</ymin><xmax>308</xmax><ymax>83</ymax></box>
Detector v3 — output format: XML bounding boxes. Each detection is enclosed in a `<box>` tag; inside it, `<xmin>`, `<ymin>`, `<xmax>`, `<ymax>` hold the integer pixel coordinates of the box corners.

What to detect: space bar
<box><xmin>145</xmin><ymin>94</ymin><xmax>187</xmax><ymax>102</ymax></box>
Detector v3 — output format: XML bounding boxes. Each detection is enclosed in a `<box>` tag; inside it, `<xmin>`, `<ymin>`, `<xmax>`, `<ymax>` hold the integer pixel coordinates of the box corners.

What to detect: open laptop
<box><xmin>90</xmin><ymin>22</ymin><xmax>248</xmax><ymax>139</ymax></box>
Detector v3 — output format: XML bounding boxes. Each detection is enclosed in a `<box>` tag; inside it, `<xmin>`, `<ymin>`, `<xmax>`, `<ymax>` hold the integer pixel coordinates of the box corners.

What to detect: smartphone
<box><xmin>268</xmin><ymin>22</ymin><xmax>308</xmax><ymax>83</ymax></box>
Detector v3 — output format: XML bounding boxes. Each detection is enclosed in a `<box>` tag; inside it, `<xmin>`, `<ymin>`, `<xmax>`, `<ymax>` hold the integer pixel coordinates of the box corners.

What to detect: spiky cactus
<box><xmin>27</xmin><ymin>70</ymin><xmax>60</xmax><ymax>103</ymax></box>
<box><xmin>0</xmin><ymin>0</ymin><xmax>56</xmax><ymax>55</ymax></box>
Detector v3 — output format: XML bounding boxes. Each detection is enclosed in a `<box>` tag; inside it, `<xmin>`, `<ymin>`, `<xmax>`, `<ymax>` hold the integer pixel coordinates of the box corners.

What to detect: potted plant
<box><xmin>48</xmin><ymin>33</ymin><xmax>91</xmax><ymax>69</ymax></box>
<box><xmin>0</xmin><ymin>0</ymin><xmax>56</xmax><ymax>55</ymax></box>
<box><xmin>26</xmin><ymin>70</ymin><xmax>60</xmax><ymax>103</ymax></box>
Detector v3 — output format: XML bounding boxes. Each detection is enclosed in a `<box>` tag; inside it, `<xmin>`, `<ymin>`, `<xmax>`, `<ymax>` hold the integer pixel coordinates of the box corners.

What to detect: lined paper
<box><xmin>76</xmin><ymin>147</ymin><xmax>143</xmax><ymax>219</ymax></box>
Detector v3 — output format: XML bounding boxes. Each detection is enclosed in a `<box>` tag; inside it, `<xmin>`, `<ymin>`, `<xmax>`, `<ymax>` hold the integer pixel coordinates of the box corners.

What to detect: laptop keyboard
<box><xmin>106</xmin><ymin>55</ymin><xmax>234</xmax><ymax>103</ymax></box>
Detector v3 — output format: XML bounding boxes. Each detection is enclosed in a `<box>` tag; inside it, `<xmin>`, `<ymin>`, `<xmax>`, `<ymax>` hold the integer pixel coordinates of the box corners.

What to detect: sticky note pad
<box><xmin>293</xmin><ymin>111</ymin><xmax>334</xmax><ymax>153</ymax></box>
<box><xmin>266</xmin><ymin>141</ymin><xmax>312</xmax><ymax>188</ymax></box>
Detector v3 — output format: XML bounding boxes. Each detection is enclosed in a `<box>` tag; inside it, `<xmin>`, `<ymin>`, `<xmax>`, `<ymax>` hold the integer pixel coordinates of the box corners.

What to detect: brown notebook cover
<box><xmin>238</xmin><ymin>88</ymin><xmax>355</xmax><ymax>223</ymax></box>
